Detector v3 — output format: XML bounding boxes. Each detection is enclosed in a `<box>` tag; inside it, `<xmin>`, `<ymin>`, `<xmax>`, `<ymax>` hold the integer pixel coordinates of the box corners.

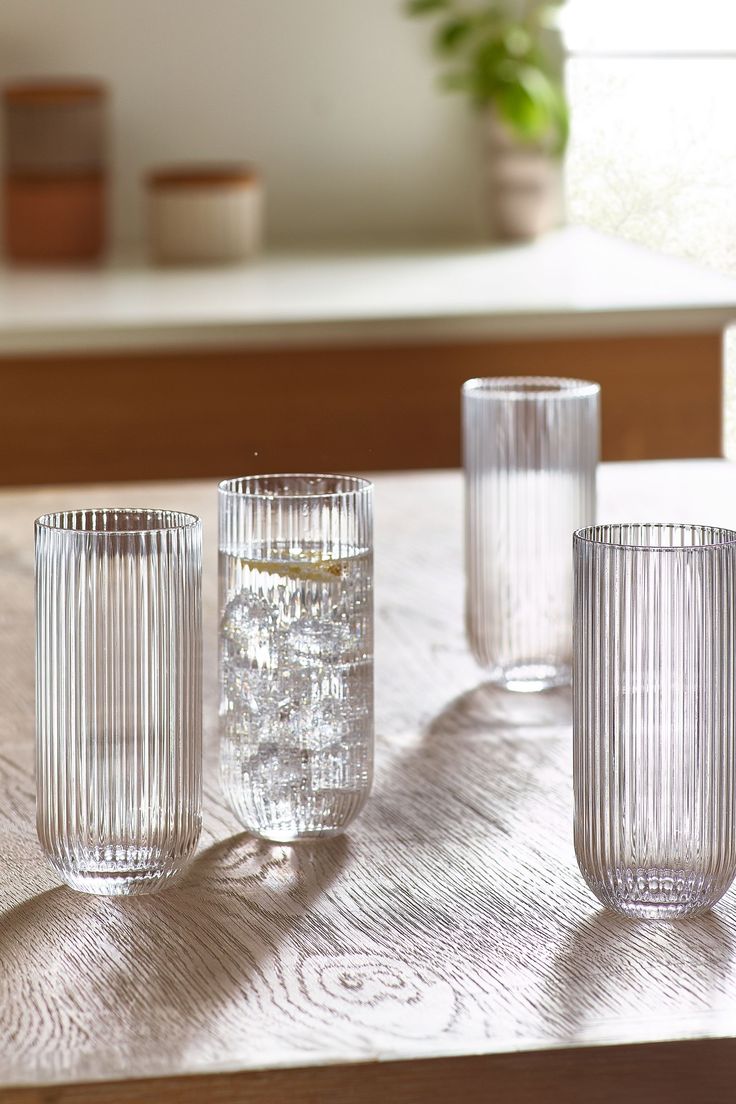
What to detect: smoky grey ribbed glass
<box><xmin>219</xmin><ymin>474</ymin><xmax>373</xmax><ymax>842</ymax></box>
<box><xmin>35</xmin><ymin>509</ymin><xmax>202</xmax><ymax>896</ymax></box>
<box><xmin>574</xmin><ymin>523</ymin><xmax>736</xmax><ymax>919</ymax></box>
<box><xmin>463</xmin><ymin>377</ymin><xmax>599</xmax><ymax>692</ymax></box>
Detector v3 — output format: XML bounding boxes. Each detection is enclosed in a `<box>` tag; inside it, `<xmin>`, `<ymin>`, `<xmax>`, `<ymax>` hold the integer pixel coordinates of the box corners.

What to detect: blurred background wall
<box><xmin>1</xmin><ymin>0</ymin><xmax>735</xmax><ymax>480</ymax></box>
<box><xmin>0</xmin><ymin>0</ymin><xmax>483</xmax><ymax>247</ymax></box>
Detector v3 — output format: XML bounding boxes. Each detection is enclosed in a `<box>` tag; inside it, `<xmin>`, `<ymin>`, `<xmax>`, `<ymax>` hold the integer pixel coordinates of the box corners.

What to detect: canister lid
<box><xmin>4</xmin><ymin>79</ymin><xmax>106</xmax><ymax>105</ymax></box>
<box><xmin>147</xmin><ymin>164</ymin><xmax>259</xmax><ymax>189</ymax></box>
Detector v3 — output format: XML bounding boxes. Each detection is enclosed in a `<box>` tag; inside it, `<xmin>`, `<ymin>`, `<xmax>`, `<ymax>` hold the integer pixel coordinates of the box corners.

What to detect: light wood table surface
<box><xmin>3</xmin><ymin>460</ymin><xmax>736</xmax><ymax>1103</ymax></box>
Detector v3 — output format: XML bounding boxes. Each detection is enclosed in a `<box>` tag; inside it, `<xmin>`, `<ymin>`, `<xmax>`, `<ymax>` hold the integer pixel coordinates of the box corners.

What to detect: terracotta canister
<box><xmin>3</xmin><ymin>79</ymin><xmax>107</xmax><ymax>263</ymax></box>
<box><xmin>147</xmin><ymin>165</ymin><xmax>263</xmax><ymax>264</ymax></box>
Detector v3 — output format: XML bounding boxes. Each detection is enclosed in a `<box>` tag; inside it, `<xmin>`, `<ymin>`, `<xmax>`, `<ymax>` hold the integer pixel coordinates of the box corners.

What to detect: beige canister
<box><xmin>147</xmin><ymin>164</ymin><xmax>263</xmax><ymax>264</ymax></box>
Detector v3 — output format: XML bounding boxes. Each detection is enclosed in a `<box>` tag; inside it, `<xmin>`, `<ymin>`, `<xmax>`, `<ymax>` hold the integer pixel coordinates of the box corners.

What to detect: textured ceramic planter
<box><xmin>483</xmin><ymin>109</ymin><xmax>563</xmax><ymax>242</ymax></box>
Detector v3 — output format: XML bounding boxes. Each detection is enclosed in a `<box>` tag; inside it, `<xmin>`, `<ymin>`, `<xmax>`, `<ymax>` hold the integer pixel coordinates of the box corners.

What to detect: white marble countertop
<box><xmin>0</xmin><ymin>227</ymin><xmax>734</xmax><ymax>356</ymax></box>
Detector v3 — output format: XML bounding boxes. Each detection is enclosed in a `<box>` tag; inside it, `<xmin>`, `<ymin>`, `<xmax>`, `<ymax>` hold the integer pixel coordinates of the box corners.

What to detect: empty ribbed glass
<box><xmin>574</xmin><ymin>523</ymin><xmax>736</xmax><ymax>919</ymax></box>
<box><xmin>463</xmin><ymin>377</ymin><xmax>599</xmax><ymax>691</ymax></box>
<box><xmin>219</xmin><ymin>475</ymin><xmax>373</xmax><ymax>842</ymax></box>
<box><xmin>35</xmin><ymin>509</ymin><xmax>202</xmax><ymax>896</ymax></box>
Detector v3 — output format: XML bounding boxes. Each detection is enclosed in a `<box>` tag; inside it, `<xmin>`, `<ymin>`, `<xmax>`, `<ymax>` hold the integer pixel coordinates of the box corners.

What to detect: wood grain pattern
<box><xmin>0</xmin><ymin>330</ymin><xmax>723</xmax><ymax>486</ymax></box>
<box><xmin>2</xmin><ymin>461</ymin><xmax>736</xmax><ymax>1102</ymax></box>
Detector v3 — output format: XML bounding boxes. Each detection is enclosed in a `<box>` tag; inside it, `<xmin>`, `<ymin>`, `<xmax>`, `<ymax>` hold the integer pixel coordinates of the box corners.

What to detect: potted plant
<box><xmin>406</xmin><ymin>0</ymin><xmax>569</xmax><ymax>241</ymax></box>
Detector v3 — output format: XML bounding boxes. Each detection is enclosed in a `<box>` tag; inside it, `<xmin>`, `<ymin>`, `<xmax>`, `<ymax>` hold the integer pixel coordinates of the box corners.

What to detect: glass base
<box><xmin>225</xmin><ymin>788</ymin><xmax>368</xmax><ymax>844</ymax></box>
<box><xmin>490</xmin><ymin>662</ymin><xmax>571</xmax><ymax>694</ymax></box>
<box><xmin>46</xmin><ymin>847</ymin><xmax>189</xmax><ymax>897</ymax></box>
<box><xmin>584</xmin><ymin>866</ymin><xmax>726</xmax><ymax>920</ymax></box>
<box><xmin>248</xmin><ymin>825</ymin><xmax>347</xmax><ymax>845</ymax></box>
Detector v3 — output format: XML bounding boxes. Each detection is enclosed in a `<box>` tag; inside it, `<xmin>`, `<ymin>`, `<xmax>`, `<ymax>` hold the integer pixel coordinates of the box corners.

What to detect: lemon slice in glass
<box><xmin>240</xmin><ymin>555</ymin><xmax>344</xmax><ymax>583</ymax></box>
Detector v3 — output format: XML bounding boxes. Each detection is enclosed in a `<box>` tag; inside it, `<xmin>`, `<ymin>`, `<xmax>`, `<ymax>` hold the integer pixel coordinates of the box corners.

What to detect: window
<box><xmin>560</xmin><ymin>1</ymin><xmax>736</xmax><ymax>450</ymax></box>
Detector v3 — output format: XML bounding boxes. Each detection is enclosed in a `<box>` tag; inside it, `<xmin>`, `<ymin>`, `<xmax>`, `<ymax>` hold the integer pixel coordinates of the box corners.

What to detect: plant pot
<box><xmin>483</xmin><ymin>110</ymin><xmax>563</xmax><ymax>242</ymax></box>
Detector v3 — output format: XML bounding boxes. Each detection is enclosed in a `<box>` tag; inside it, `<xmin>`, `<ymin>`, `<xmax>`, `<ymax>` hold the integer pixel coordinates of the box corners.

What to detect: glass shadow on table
<box><xmin>426</xmin><ymin>679</ymin><xmax>572</xmax><ymax>739</ymax></box>
<box><xmin>372</xmin><ymin>677</ymin><xmax>572</xmax><ymax>861</ymax></box>
<box><xmin>0</xmin><ymin>831</ymin><xmax>350</xmax><ymax>1082</ymax></box>
<box><xmin>552</xmin><ymin>906</ymin><xmax>736</xmax><ymax>1042</ymax></box>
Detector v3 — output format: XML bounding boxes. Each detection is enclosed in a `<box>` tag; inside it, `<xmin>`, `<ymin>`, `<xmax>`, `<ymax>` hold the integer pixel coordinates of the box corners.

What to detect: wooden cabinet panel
<box><xmin>0</xmin><ymin>331</ymin><xmax>721</xmax><ymax>484</ymax></box>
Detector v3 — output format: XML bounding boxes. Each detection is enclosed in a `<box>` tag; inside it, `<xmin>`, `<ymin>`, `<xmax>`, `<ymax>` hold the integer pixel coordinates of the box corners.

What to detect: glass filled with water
<box><xmin>218</xmin><ymin>474</ymin><xmax>373</xmax><ymax>841</ymax></box>
<box><xmin>35</xmin><ymin>508</ymin><xmax>202</xmax><ymax>895</ymax></box>
<box><xmin>463</xmin><ymin>377</ymin><xmax>599</xmax><ymax>692</ymax></box>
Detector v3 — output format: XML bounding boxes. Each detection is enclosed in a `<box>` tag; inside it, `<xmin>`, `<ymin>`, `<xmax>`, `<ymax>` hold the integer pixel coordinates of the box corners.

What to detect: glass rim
<box><xmin>463</xmin><ymin>376</ymin><xmax>600</xmax><ymax>400</ymax></box>
<box><xmin>218</xmin><ymin>473</ymin><xmax>373</xmax><ymax>501</ymax></box>
<box><xmin>574</xmin><ymin>522</ymin><xmax>736</xmax><ymax>552</ymax></box>
<box><xmin>35</xmin><ymin>507</ymin><xmax>202</xmax><ymax>535</ymax></box>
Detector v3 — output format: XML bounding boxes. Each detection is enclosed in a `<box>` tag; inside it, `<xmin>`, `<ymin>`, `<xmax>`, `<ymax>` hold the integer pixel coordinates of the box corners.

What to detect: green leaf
<box><xmin>496</xmin><ymin>84</ymin><xmax>547</xmax><ymax>139</ymax></box>
<box><xmin>503</xmin><ymin>25</ymin><xmax>531</xmax><ymax>58</ymax></box>
<box><xmin>467</xmin><ymin>37</ymin><xmax>511</xmax><ymax>101</ymax></box>
<box><xmin>495</xmin><ymin>62</ymin><xmax>566</xmax><ymax>148</ymax></box>
<box><xmin>474</xmin><ymin>36</ymin><xmax>510</xmax><ymax>76</ymax></box>
<box><xmin>406</xmin><ymin>0</ymin><xmax>450</xmax><ymax>16</ymax></box>
<box><xmin>548</xmin><ymin>84</ymin><xmax>570</xmax><ymax>155</ymax></box>
<box><xmin>434</xmin><ymin>17</ymin><xmax>474</xmax><ymax>55</ymax></box>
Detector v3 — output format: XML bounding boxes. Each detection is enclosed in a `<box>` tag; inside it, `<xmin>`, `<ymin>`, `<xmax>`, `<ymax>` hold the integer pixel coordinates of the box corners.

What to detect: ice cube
<box><xmin>286</xmin><ymin>615</ymin><xmax>354</xmax><ymax>666</ymax></box>
<box><xmin>221</xmin><ymin>591</ymin><xmax>278</xmax><ymax>670</ymax></box>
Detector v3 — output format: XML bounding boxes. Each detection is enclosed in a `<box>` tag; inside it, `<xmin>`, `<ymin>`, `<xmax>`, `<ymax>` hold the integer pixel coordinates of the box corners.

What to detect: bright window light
<box><xmin>561</xmin><ymin>0</ymin><xmax>736</xmax><ymax>54</ymax></box>
<box><xmin>561</xmin><ymin>1</ymin><xmax>736</xmax><ymax>452</ymax></box>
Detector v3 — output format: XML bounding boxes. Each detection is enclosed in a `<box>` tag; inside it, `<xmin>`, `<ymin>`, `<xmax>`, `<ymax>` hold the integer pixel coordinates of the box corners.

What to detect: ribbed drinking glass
<box><xmin>463</xmin><ymin>377</ymin><xmax>599</xmax><ymax>692</ymax></box>
<box><xmin>35</xmin><ymin>508</ymin><xmax>202</xmax><ymax>896</ymax></box>
<box><xmin>219</xmin><ymin>474</ymin><xmax>374</xmax><ymax>842</ymax></box>
<box><xmin>574</xmin><ymin>523</ymin><xmax>736</xmax><ymax>919</ymax></box>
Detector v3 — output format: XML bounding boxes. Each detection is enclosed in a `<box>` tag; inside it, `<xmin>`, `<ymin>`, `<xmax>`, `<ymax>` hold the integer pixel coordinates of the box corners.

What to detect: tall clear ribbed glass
<box><xmin>574</xmin><ymin>524</ymin><xmax>736</xmax><ymax>919</ymax></box>
<box><xmin>35</xmin><ymin>509</ymin><xmax>202</xmax><ymax>896</ymax></box>
<box><xmin>463</xmin><ymin>377</ymin><xmax>599</xmax><ymax>692</ymax></box>
<box><xmin>219</xmin><ymin>475</ymin><xmax>373</xmax><ymax>842</ymax></box>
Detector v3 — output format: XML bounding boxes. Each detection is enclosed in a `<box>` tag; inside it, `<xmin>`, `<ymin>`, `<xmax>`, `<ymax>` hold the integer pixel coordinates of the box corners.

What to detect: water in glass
<box><xmin>220</xmin><ymin>542</ymin><xmax>373</xmax><ymax>841</ymax></box>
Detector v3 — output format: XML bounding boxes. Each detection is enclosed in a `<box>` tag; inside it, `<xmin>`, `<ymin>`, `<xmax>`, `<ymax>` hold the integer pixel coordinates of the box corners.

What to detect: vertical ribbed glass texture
<box><xmin>574</xmin><ymin>523</ymin><xmax>736</xmax><ymax>919</ymax></box>
<box><xmin>463</xmin><ymin>377</ymin><xmax>599</xmax><ymax>692</ymax></box>
<box><xmin>219</xmin><ymin>474</ymin><xmax>374</xmax><ymax>842</ymax></box>
<box><xmin>35</xmin><ymin>509</ymin><xmax>202</xmax><ymax>896</ymax></box>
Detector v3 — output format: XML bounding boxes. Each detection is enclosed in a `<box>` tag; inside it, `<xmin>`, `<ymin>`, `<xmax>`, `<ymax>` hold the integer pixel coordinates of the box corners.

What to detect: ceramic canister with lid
<box><xmin>3</xmin><ymin>79</ymin><xmax>107</xmax><ymax>262</ymax></box>
<box><xmin>147</xmin><ymin>164</ymin><xmax>263</xmax><ymax>264</ymax></box>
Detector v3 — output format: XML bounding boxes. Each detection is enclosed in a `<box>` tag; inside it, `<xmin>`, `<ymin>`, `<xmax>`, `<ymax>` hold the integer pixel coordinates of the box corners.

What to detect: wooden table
<box><xmin>3</xmin><ymin>460</ymin><xmax>736</xmax><ymax>1103</ymax></box>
